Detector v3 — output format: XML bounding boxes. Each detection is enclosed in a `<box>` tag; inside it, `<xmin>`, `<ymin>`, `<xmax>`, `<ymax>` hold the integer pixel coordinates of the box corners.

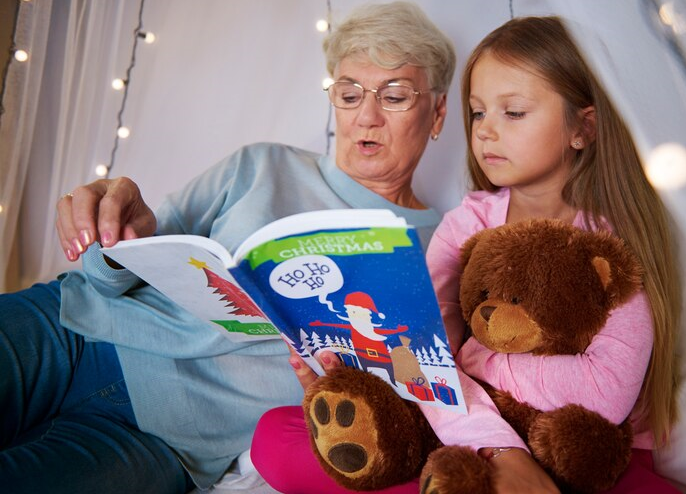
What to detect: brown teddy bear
<box><xmin>303</xmin><ymin>218</ymin><xmax>642</xmax><ymax>494</ymax></box>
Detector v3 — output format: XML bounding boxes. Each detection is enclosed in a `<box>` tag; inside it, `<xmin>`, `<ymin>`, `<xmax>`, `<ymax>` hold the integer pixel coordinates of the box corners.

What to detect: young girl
<box><xmin>425</xmin><ymin>15</ymin><xmax>682</xmax><ymax>493</ymax></box>
<box><xmin>252</xmin><ymin>15</ymin><xmax>682</xmax><ymax>494</ymax></box>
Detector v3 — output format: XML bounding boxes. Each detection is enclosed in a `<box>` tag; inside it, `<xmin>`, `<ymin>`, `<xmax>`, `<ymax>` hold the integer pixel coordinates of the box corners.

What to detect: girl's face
<box><xmin>469</xmin><ymin>53</ymin><xmax>577</xmax><ymax>194</ymax></box>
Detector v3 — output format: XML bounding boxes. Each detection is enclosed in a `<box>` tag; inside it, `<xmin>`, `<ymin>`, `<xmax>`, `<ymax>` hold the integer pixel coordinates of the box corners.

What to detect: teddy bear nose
<box><xmin>480</xmin><ymin>306</ymin><xmax>495</xmax><ymax>321</ymax></box>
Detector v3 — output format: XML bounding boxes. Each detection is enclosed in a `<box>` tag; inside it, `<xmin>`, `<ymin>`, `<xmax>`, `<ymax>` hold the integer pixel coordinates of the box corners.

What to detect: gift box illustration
<box><xmin>405</xmin><ymin>377</ymin><xmax>435</xmax><ymax>401</ymax></box>
<box><xmin>431</xmin><ymin>376</ymin><xmax>458</xmax><ymax>405</ymax></box>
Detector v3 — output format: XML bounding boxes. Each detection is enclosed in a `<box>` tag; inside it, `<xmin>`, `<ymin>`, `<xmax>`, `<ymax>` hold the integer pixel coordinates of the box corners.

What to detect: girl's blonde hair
<box><xmin>461</xmin><ymin>16</ymin><xmax>682</xmax><ymax>444</ymax></box>
<box><xmin>323</xmin><ymin>1</ymin><xmax>456</xmax><ymax>93</ymax></box>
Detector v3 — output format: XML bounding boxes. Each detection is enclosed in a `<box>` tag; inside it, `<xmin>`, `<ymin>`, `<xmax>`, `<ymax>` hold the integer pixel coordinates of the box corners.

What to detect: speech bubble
<box><xmin>269</xmin><ymin>255</ymin><xmax>343</xmax><ymax>310</ymax></box>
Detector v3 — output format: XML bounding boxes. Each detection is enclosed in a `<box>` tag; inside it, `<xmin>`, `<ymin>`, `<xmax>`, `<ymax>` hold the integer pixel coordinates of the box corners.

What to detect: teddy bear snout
<box><xmin>480</xmin><ymin>305</ymin><xmax>495</xmax><ymax>321</ymax></box>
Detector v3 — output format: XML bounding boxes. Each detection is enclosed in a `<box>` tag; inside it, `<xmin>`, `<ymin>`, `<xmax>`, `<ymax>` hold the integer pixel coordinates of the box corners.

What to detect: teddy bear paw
<box><xmin>528</xmin><ymin>404</ymin><xmax>633</xmax><ymax>493</ymax></box>
<box><xmin>419</xmin><ymin>445</ymin><xmax>494</xmax><ymax>494</ymax></box>
<box><xmin>303</xmin><ymin>367</ymin><xmax>436</xmax><ymax>490</ymax></box>
<box><xmin>306</xmin><ymin>388</ymin><xmax>380</xmax><ymax>479</ymax></box>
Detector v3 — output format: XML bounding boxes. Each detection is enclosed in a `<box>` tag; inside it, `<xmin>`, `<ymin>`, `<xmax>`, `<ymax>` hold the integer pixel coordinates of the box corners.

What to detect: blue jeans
<box><xmin>0</xmin><ymin>280</ymin><xmax>194</xmax><ymax>494</ymax></box>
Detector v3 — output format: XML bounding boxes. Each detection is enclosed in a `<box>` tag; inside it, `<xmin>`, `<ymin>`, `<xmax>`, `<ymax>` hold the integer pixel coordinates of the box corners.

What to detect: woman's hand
<box><xmin>484</xmin><ymin>447</ymin><xmax>560</xmax><ymax>494</ymax></box>
<box><xmin>56</xmin><ymin>177</ymin><xmax>156</xmax><ymax>261</ymax></box>
<box><xmin>287</xmin><ymin>345</ymin><xmax>341</xmax><ymax>390</ymax></box>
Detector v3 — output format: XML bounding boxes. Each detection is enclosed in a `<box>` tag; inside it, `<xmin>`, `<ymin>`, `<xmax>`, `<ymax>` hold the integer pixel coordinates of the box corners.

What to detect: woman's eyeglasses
<box><xmin>325</xmin><ymin>81</ymin><xmax>433</xmax><ymax>112</ymax></box>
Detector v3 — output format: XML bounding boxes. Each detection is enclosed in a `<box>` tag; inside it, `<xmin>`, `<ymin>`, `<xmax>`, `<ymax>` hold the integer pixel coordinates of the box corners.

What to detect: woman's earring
<box><xmin>572</xmin><ymin>139</ymin><xmax>582</xmax><ymax>149</ymax></box>
<box><xmin>431</xmin><ymin>134</ymin><xmax>439</xmax><ymax>141</ymax></box>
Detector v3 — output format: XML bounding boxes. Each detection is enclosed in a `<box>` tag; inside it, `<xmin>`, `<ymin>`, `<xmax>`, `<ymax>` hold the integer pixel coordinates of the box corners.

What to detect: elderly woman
<box><xmin>1</xmin><ymin>2</ymin><xmax>554</xmax><ymax>494</ymax></box>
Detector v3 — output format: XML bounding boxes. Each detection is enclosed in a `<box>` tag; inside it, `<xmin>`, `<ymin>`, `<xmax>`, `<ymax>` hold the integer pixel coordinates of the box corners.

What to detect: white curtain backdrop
<box><xmin>0</xmin><ymin>0</ymin><xmax>52</xmax><ymax>292</ymax></box>
<box><xmin>9</xmin><ymin>0</ymin><xmax>145</xmax><ymax>291</ymax></box>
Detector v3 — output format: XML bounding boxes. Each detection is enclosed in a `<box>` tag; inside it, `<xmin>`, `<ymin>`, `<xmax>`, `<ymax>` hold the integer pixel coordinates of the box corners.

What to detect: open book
<box><xmin>102</xmin><ymin>209</ymin><xmax>466</xmax><ymax>412</ymax></box>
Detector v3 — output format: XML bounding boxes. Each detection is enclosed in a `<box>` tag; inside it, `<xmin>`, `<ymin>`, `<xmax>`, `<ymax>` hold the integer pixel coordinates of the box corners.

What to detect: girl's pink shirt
<box><xmin>421</xmin><ymin>188</ymin><xmax>654</xmax><ymax>450</ymax></box>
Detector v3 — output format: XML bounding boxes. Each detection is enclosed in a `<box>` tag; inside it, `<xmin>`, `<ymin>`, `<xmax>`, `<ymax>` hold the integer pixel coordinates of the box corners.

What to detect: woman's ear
<box><xmin>431</xmin><ymin>93</ymin><xmax>448</xmax><ymax>139</ymax></box>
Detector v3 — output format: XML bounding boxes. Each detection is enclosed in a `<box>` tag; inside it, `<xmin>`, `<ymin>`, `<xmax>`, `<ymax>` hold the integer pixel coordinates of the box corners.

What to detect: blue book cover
<box><xmin>230</xmin><ymin>223</ymin><xmax>466</xmax><ymax>413</ymax></box>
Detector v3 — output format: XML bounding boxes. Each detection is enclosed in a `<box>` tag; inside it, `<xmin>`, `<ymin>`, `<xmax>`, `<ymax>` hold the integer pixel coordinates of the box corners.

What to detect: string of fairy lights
<box><xmin>97</xmin><ymin>0</ymin><xmax>154</xmax><ymax>178</ymax></box>
<box><xmin>1</xmin><ymin>1</ymin><xmax>686</xmax><ymax>195</ymax></box>
<box><xmin>101</xmin><ymin>0</ymin><xmax>334</xmax><ymax>177</ymax></box>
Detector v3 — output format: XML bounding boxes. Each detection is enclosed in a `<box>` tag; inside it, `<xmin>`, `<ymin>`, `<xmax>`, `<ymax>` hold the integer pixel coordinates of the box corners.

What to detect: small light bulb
<box><xmin>112</xmin><ymin>78</ymin><xmax>125</xmax><ymax>90</ymax></box>
<box><xmin>0</xmin><ymin>204</ymin><xmax>4</xmax><ymax>214</ymax></box>
<box><xmin>646</xmin><ymin>142</ymin><xmax>686</xmax><ymax>190</ymax></box>
<box><xmin>316</xmin><ymin>19</ymin><xmax>329</xmax><ymax>32</ymax></box>
<box><xmin>95</xmin><ymin>164</ymin><xmax>109</xmax><ymax>177</ymax></box>
<box><xmin>322</xmin><ymin>77</ymin><xmax>335</xmax><ymax>90</ymax></box>
<box><xmin>117</xmin><ymin>126</ymin><xmax>130</xmax><ymax>139</ymax></box>
<box><xmin>138</xmin><ymin>31</ymin><xmax>156</xmax><ymax>43</ymax></box>
<box><xmin>659</xmin><ymin>4</ymin><xmax>675</xmax><ymax>26</ymax></box>
<box><xmin>14</xmin><ymin>49</ymin><xmax>29</xmax><ymax>62</ymax></box>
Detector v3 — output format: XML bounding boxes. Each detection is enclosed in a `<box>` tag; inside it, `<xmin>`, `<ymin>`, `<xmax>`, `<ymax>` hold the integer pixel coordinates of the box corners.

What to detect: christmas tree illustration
<box><xmin>191</xmin><ymin>258</ymin><xmax>266</xmax><ymax>318</ymax></box>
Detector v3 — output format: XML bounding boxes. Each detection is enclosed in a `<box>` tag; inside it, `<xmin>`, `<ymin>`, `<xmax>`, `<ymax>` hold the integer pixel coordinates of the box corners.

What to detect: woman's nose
<box><xmin>355</xmin><ymin>92</ymin><xmax>385</xmax><ymax>126</ymax></box>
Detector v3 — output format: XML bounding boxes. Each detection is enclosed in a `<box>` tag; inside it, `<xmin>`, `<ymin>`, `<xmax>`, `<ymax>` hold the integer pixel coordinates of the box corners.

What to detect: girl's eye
<box><xmin>472</xmin><ymin>111</ymin><xmax>485</xmax><ymax>121</ymax></box>
<box><xmin>506</xmin><ymin>111</ymin><xmax>526</xmax><ymax>119</ymax></box>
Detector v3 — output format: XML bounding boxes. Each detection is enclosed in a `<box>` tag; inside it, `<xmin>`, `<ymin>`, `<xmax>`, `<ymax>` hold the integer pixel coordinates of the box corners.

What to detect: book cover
<box><xmin>102</xmin><ymin>209</ymin><xmax>466</xmax><ymax>412</ymax></box>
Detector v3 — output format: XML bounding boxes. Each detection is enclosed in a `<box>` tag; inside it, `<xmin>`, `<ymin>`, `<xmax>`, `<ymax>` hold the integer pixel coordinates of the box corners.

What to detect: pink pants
<box><xmin>251</xmin><ymin>406</ymin><xmax>680</xmax><ymax>494</ymax></box>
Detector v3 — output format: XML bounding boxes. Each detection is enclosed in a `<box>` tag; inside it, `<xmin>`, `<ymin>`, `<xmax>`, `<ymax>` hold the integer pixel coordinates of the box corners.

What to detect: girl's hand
<box><xmin>287</xmin><ymin>345</ymin><xmax>341</xmax><ymax>390</ymax></box>
<box><xmin>485</xmin><ymin>447</ymin><xmax>560</xmax><ymax>494</ymax></box>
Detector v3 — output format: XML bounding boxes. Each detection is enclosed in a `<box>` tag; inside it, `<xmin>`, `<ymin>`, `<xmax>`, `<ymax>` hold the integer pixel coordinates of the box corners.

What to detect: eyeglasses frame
<box><xmin>324</xmin><ymin>81</ymin><xmax>434</xmax><ymax>112</ymax></box>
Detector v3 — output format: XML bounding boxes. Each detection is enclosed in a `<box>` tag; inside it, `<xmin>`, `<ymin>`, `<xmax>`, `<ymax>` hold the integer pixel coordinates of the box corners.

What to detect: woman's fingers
<box><xmin>288</xmin><ymin>346</ymin><xmax>319</xmax><ymax>390</ymax></box>
<box><xmin>287</xmin><ymin>346</ymin><xmax>342</xmax><ymax>390</ymax></box>
<box><xmin>94</xmin><ymin>177</ymin><xmax>155</xmax><ymax>246</ymax></box>
<box><xmin>318</xmin><ymin>350</ymin><xmax>342</xmax><ymax>373</ymax></box>
<box><xmin>56</xmin><ymin>177</ymin><xmax>156</xmax><ymax>261</ymax></box>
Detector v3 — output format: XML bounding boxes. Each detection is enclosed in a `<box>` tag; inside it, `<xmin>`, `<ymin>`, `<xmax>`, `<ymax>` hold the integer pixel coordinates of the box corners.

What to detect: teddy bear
<box><xmin>302</xmin><ymin>218</ymin><xmax>643</xmax><ymax>494</ymax></box>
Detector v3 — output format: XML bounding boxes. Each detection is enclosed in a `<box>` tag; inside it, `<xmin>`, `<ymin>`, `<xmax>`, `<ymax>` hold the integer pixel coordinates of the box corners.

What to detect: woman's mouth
<box><xmin>357</xmin><ymin>140</ymin><xmax>382</xmax><ymax>155</ymax></box>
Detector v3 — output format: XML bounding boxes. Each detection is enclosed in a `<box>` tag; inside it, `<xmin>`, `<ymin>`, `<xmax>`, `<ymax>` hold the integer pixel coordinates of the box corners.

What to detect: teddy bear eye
<box><xmin>511</xmin><ymin>297</ymin><xmax>521</xmax><ymax>304</ymax></box>
<box><xmin>481</xmin><ymin>289</ymin><xmax>490</xmax><ymax>300</ymax></box>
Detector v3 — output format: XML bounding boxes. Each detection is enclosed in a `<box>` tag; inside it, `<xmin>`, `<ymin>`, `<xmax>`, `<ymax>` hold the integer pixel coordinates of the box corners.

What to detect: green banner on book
<box><xmin>246</xmin><ymin>227</ymin><xmax>412</xmax><ymax>269</ymax></box>
<box><xmin>211</xmin><ymin>320</ymin><xmax>279</xmax><ymax>336</ymax></box>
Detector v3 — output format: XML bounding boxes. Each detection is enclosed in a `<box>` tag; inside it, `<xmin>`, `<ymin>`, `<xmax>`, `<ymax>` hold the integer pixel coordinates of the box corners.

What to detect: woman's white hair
<box><xmin>323</xmin><ymin>1</ymin><xmax>456</xmax><ymax>93</ymax></box>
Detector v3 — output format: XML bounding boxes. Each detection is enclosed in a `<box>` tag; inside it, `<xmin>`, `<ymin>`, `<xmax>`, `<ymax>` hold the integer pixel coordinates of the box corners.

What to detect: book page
<box><xmin>102</xmin><ymin>237</ymin><xmax>279</xmax><ymax>341</ymax></box>
<box><xmin>103</xmin><ymin>234</ymin><xmax>236</xmax><ymax>268</ymax></box>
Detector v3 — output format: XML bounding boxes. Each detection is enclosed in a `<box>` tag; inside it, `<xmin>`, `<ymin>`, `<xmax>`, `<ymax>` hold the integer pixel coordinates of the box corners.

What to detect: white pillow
<box><xmin>188</xmin><ymin>450</ymin><xmax>280</xmax><ymax>494</ymax></box>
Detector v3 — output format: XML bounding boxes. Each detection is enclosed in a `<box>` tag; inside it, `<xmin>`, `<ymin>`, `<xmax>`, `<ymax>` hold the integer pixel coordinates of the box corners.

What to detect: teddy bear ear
<box><xmin>588</xmin><ymin>233</ymin><xmax>643</xmax><ymax>306</ymax></box>
<box><xmin>459</xmin><ymin>228</ymin><xmax>491</xmax><ymax>267</ymax></box>
<box><xmin>591</xmin><ymin>256</ymin><xmax>612</xmax><ymax>290</ymax></box>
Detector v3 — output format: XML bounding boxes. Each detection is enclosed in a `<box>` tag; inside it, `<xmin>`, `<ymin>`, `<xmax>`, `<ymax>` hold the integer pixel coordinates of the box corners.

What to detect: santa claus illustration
<box><xmin>309</xmin><ymin>291</ymin><xmax>408</xmax><ymax>384</ymax></box>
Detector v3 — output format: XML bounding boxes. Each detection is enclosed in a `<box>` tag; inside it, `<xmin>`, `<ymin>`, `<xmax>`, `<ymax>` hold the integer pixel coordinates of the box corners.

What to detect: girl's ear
<box><xmin>580</xmin><ymin>105</ymin><xmax>597</xmax><ymax>144</ymax></box>
<box><xmin>570</xmin><ymin>106</ymin><xmax>596</xmax><ymax>149</ymax></box>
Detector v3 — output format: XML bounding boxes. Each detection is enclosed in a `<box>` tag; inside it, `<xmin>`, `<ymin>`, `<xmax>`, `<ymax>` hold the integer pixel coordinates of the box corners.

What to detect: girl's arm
<box><xmin>426</xmin><ymin>218</ymin><xmax>473</xmax><ymax>354</ymax></box>
<box><xmin>419</xmin><ymin>367</ymin><xmax>528</xmax><ymax>450</ymax></box>
<box><xmin>420</xmin><ymin>369</ymin><xmax>561</xmax><ymax>494</ymax></box>
<box><xmin>459</xmin><ymin>291</ymin><xmax>653</xmax><ymax>423</ymax></box>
